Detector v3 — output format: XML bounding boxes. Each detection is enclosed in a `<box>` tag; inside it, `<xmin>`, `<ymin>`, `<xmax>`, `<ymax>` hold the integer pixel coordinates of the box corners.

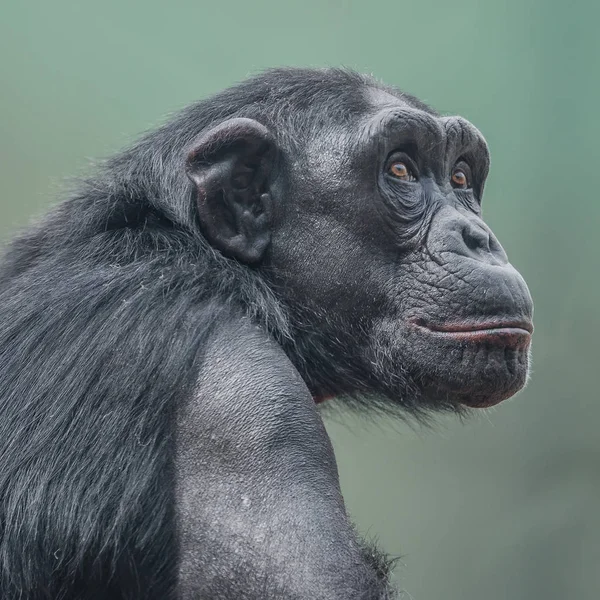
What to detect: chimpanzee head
<box><xmin>185</xmin><ymin>69</ymin><xmax>533</xmax><ymax>414</ymax></box>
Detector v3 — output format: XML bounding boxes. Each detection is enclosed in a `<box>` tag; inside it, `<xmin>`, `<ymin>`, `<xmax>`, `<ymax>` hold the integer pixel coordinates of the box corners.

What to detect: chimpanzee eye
<box><xmin>451</xmin><ymin>162</ymin><xmax>472</xmax><ymax>189</ymax></box>
<box><xmin>388</xmin><ymin>161</ymin><xmax>416</xmax><ymax>182</ymax></box>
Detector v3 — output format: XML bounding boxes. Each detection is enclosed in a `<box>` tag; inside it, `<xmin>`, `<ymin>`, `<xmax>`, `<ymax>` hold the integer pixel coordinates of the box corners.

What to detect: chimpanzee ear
<box><xmin>185</xmin><ymin>117</ymin><xmax>277</xmax><ymax>264</ymax></box>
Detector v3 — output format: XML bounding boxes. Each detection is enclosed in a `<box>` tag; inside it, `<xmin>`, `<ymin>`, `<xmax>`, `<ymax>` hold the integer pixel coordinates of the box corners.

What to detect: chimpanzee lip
<box><xmin>410</xmin><ymin>318</ymin><xmax>533</xmax><ymax>347</ymax></box>
<box><xmin>414</xmin><ymin>318</ymin><xmax>534</xmax><ymax>335</ymax></box>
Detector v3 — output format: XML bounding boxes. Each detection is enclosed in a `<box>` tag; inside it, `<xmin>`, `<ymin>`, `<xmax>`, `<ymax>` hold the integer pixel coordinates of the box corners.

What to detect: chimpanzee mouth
<box><xmin>411</xmin><ymin>318</ymin><xmax>533</xmax><ymax>349</ymax></box>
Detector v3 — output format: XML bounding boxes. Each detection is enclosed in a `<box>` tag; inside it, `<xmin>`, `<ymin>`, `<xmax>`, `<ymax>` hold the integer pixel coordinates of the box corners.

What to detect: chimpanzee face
<box><xmin>265</xmin><ymin>92</ymin><xmax>533</xmax><ymax>410</ymax></box>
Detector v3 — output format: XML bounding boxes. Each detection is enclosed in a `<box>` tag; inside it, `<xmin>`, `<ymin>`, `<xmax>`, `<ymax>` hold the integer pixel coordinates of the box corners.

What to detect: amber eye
<box><xmin>388</xmin><ymin>161</ymin><xmax>415</xmax><ymax>181</ymax></box>
<box><xmin>451</xmin><ymin>170</ymin><xmax>467</xmax><ymax>186</ymax></box>
<box><xmin>451</xmin><ymin>163</ymin><xmax>471</xmax><ymax>189</ymax></box>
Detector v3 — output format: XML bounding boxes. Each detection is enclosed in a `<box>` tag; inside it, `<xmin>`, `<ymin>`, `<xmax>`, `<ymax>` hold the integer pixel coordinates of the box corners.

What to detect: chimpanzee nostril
<box><xmin>457</xmin><ymin>218</ymin><xmax>508</xmax><ymax>265</ymax></box>
<box><xmin>461</xmin><ymin>221</ymin><xmax>491</xmax><ymax>255</ymax></box>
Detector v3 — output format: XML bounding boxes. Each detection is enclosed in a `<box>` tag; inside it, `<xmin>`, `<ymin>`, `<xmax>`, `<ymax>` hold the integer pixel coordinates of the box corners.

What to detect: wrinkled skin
<box><xmin>0</xmin><ymin>69</ymin><xmax>533</xmax><ymax>600</ymax></box>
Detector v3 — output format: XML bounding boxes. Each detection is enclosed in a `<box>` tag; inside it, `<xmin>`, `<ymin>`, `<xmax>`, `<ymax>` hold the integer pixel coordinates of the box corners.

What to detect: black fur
<box><xmin>0</xmin><ymin>67</ymin><xmax>532</xmax><ymax>598</ymax></box>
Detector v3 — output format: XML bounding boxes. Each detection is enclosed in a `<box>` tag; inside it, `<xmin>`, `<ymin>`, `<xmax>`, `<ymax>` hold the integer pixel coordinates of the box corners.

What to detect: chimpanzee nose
<box><xmin>427</xmin><ymin>206</ymin><xmax>508</xmax><ymax>266</ymax></box>
<box><xmin>461</xmin><ymin>218</ymin><xmax>491</xmax><ymax>255</ymax></box>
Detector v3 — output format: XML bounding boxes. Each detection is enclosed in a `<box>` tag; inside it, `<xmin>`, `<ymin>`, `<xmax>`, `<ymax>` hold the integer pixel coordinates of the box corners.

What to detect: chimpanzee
<box><xmin>0</xmin><ymin>68</ymin><xmax>533</xmax><ymax>599</ymax></box>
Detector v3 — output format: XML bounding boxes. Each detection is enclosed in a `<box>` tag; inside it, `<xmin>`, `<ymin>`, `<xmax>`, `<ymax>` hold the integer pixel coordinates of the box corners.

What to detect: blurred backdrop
<box><xmin>1</xmin><ymin>1</ymin><xmax>598</xmax><ymax>598</ymax></box>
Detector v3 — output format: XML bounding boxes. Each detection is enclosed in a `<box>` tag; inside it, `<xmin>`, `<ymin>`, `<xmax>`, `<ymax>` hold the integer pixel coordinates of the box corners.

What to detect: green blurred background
<box><xmin>1</xmin><ymin>0</ymin><xmax>598</xmax><ymax>598</ymax></box>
